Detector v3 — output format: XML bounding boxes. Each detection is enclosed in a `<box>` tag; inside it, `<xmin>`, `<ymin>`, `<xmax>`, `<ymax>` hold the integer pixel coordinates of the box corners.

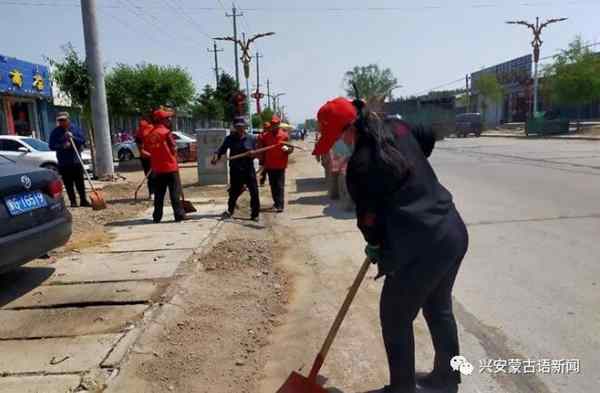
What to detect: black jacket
<box><xmin>216</xmin><ymin>132</ymin><xmax>257</xmax><ymax>173</ymax></box>
<box><xmin>346</xmin><ymin>124</ymin><xmax>455</xmax><ymax>276</ymax></box>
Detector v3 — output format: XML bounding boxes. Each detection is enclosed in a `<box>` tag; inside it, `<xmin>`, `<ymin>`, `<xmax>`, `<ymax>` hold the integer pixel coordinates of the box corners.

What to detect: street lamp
<box><xmin>387</xmin><ymin>84</ymin><xmax>403</xmax><ymax>102</ymax></box>
<box><xmin>214</xmin><ymin>31</ymin><xmax>275</xmax><ymax>131</ymax></box>
<box><xmin>269</xmin><ymin>93</ymin><xmax>286</xmax><ymax>115</ymax></box>
<box><xmin>506</xmin><ymin>17</ymin><xmax>567</xmax><ymax>117</ymax></box>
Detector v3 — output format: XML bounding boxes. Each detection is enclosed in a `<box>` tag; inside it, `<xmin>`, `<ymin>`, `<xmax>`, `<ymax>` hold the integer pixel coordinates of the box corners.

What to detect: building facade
<box><xmin>0</xmin><ymin>54</ymin><xmax>53</xmax><ymax>140</ymax></box>
<box><xmin>471</xmin><ymin>54</ymin><xmax>533</xmax><ymax>126</ymax></box>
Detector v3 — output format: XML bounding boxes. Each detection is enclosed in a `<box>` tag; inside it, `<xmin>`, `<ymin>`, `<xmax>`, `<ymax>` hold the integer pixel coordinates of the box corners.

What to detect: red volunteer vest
<box><xmin>143</xmin><ymin>125</ymin><xmax>179</xmax><ymax>173</ymax></box>
<box><xmin>261</xmin><ymin>129</ymin><xmax>289</xmax><ymax>170</ymax></box>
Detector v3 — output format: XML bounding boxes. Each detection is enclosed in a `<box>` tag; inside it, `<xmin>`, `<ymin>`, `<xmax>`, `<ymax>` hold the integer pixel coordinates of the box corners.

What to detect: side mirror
<box><xmin>18</xmin><ymin>147</ymin><xmax>30</xmax><ymax>154</ymax></box>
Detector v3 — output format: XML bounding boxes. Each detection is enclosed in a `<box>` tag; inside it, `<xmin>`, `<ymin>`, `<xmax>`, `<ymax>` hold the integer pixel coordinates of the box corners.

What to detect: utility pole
<box><xmin>465</xmin><ymin>74</ymin><xmax>471</xmax><ymax>111</ymax></box>
<box><xmin>208</xmin><ymin>40</ymin><xmax>224</xmax><ymax>88</ymax></box>
<box><xmin>226</xmin><ymin>5</ymin><xmax>243</xmax><ymax>86</ymax></box>
<box><xmin>267</xmin><ymin>79</ymin><xmax>271</xmax><ymax>108</ymax></box>
<box><xmin>80</xmin><ymin>0</ymin><xmax>113</xmax><ymax>178</ymax></box>
<box><xmin>506</xmin><ymin>17</ymin><xmax>568</xmax><ymax>117</ymax></box>
<box><xmin>254</xmin><ymin>52</ymin><xmax>263</xmax><ymax>114</ymax></box>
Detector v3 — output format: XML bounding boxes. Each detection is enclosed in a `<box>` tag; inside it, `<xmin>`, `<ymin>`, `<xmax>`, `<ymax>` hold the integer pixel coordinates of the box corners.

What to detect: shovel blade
<box><xmin>90</xmin><ymin>191</ymin><xmax>107</xmax><ymax>211</ymax></box>
<box><xmin>182</xmin><ymin>200</ymin><xmax>197</xmax><ymax>213</ymax></box>
<box><xmin>276</xmin><ymin>372</ymin><xmax>328</xmax><ymax>393</ymax></box>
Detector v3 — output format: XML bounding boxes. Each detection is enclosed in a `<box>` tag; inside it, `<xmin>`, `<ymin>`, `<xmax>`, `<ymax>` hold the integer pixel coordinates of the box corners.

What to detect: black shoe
<box><xmin>175</xmin><ymin>215</ymin><xmax>187</xmax><ymax>222</ymax></box>
<box><xmin>365</xmin><ymin>386</ymin><xmax>416</xmax><ymax>393</ymax></box>
<box><xmin>275</xmin><ymin>207</ymin><xmax>284</xmax><ymax>213</ymax></box>
<box><xmin>221</xmin><ymin>211</ymin><xmax>232</xmax><ymax>219</ymax></box>
<box><xmin>416</xmin><ymin>372</ymin><xmax>459</xmax><ymax>393</ymax></box>
<box><xmin>80</xmin><ymin>200</ymin><xmax>91</xmax><ymax>207</ymax></box>
<box><xmin>70</xmin><ymin>202</ymin><xmax>78</xmax><ymax>208</ymax></box>
<box><xmin>153</xmin><ymin>219</ymin><xmax>162</xmax><ymax>224</ymax></box>
<box><xmin>251</xmin><ymin>216</ymin><xmax>259</xmax><ymax>222</ymax></box>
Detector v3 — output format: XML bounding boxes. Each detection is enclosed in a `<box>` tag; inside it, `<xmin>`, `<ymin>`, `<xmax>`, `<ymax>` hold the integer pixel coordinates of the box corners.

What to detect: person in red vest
<box><xmin>259</xmin><ymin>115</ymin><xmax>293</xmax><ymax>212</ymax></box>
<box><xmin>135</xmin><ymin>117</ymin><xmax>155</xmax><ymax>199</ymax></box>
<box><xmin>143</xmin><ymin>108</ymin><xmax>185</xmax><ymax>223</ymax></box>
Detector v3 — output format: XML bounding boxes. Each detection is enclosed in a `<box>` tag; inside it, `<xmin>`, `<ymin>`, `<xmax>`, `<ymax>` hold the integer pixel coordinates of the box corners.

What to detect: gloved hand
<box><xmin>365</xmin><ymin>244</ymin><xmax>382</xmax><ymax>264</ymax></box>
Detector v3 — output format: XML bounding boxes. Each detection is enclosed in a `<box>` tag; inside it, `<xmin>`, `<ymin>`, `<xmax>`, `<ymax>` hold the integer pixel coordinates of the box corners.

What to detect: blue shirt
<box><xmin>49</xmin><ymin>125</ymin><xmax>86</xmax><ymax>167</ymax></box>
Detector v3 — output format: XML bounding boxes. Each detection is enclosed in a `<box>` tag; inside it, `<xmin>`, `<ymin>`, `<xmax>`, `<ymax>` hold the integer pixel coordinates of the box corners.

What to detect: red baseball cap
<box><xmin>153</xmin><ymin>108</ymin><xmax>174</xmax><ymax>120</ymax></box>
<box><xmin>313</xmin><ymin>97</ymin><xmax>357</xmax><ymax>155</ymax></box>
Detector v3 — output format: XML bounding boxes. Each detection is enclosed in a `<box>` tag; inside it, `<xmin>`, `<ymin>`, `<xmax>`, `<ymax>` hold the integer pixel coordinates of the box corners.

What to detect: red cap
<box><xmin>270</xmin><ymin>115</ymin><xmax>281</xmax><ymax>125</ymax></box>
<box><xmin>313</xmin><ymin>97</ymin><xmax>357</xmax><ymax>155</ymax></box>
<box><xmin>153</xmin><ymin>108</ymin><xmax>174</xmax><ymax>120</ymax></box>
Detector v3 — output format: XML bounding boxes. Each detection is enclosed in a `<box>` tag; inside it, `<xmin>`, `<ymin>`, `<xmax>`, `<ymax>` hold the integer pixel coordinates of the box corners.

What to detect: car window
<box><xmin>23</xmin><ymin>138</ymin><xmax>50</xmax><ymax>151</ymax></box>
<box><xmin>0</xmin><ymin>139</ymin><xmax>24</xmax><ymax>152</ymax></box>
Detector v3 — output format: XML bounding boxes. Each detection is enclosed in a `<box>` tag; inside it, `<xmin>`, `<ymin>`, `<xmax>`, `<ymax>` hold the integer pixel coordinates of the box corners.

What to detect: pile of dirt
<box><xmin>52</xmin><ymin>180</ymin><xmax>152</xmax><ymax>257</ymax></box>
<box><xmin>138</xmin><ymin>236</ymin><xmax>290</xmax><ymax>393</ymax></box>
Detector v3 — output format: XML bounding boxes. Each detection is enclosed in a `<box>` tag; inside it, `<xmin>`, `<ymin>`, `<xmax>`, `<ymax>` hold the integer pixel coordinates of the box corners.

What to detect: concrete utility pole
<box><xmin>267</xmin><ymin>79</ymin><xmax>271</xmax><ymax>108</ymax></box>
<box><xmin>208</xmin><ymin>40</ymin><xmax>224</xmax><ymax>88</ymax></box>
<box><xmin>254</xmin><ymin>52</ymin><xmax>263</xmax><ymax>114</ymax></box>
<box><xmin>226</xmin><ymin>5</ymin><xmax>243</xmax><ymax>86</ymax></box>
<box><xmin>506</xmin><ymin>17</ymin><xmax>568</xmax><ymax>117</ymax></box>
<box><xmin>81</xmin><ymin>0</ymin><xmax>114</xmax><ymax>178</ymax></box>
<box><xmin>466</xmin><ymin>74</ymin><xmax>471</xmax><ymax>111</ymax></box>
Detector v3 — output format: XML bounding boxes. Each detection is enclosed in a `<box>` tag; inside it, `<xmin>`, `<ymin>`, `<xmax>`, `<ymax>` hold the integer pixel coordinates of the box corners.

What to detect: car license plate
<box><xmin>4</xmin><ymin>191</ymin><xmax>48</xmax><ymax>216</ymax></box>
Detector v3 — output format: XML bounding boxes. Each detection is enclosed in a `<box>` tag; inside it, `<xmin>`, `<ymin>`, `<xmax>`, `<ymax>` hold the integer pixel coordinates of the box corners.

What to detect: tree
<box><xmin>251</xmin><ymin>108</ymin><xmax>275</xmax><ymax>129</ymax></box>
<box><xmin>303</xmin><ymin>119</ymin><xmax>318</xmax><ymax>131</ymax></box>
<box><xmin>344</xmin><ymin>64</ymin><xmax>398</xmax><ymax>108</ymax></box>
<box><xmin>473</xmin><ymin>73</ymin><xmax>503</xmax><ymax>122</ymax></box>
<box><xmin>192</xmin><ymin>85</ymin><xmax>224</xmax><ymax>122</ymax></box>
<box><xmin>106</xmin><ymin>63</ymin><xmax>196</xmax><ymax>115</ymax></box>
<box><xmin>544</xmin><ymin>36</ymin><xmax>600</xmax><ymax>122</ymax></box>
<box><xmin>214</xmin><ymin>73</ymin><xmax>240</xmax><ymax>123</ymax></box>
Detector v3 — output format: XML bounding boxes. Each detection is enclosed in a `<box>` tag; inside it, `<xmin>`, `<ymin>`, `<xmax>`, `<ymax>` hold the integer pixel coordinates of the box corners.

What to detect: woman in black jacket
<box><xmin>313</xmin><ymin>98</ymin><xmax>469</xmax><ymax>393</ymax></box>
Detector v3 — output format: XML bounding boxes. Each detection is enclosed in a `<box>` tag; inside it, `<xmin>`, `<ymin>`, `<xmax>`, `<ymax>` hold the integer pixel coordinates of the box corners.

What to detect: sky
<box><xmin>1</xmin><ymin>0</ymin><xmax>599</xmax><ymax>124</ymax></box>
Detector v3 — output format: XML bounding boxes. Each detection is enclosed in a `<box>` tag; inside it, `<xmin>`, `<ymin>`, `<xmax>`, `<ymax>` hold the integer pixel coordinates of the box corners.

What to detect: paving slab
<box><xmin>0</xmin><ymin>375</ymin><xmax>81</xmax><ymax>393</ymax></box>
<box><xmin>2</xmin><ymin>281</ymin><xmax>161</xmax><ymax>310</ymax></box>
<box><xmin>0</xmin><ymin>334</ymin><xmax>121</xmax><ymax>375</ymax></box>
<box><xmin>94</xmin><ymin>231</ymin><xmax>208</xmax><ymax>252</ymax></box>
<box><xmin>46</xmin><ymin>251</ymin><xmax>188</xmax><ymax>284</ymax></box>
<box><xmin>0</xmin><ymin>305</ymin><xmax>148</xmax><ymax>339</ymax></box>
<box><xmin>101</xmin><ymin>327</ymin><xmax>142</xmax><ymax>368</ymax></box>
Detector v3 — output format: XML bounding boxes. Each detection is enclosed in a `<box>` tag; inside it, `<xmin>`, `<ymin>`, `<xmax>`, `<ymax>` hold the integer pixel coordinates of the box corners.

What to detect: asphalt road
<box><xmin>260</xmin><ymin>137</ymin><xmax>600</xmax><ymax>393</ymax></box>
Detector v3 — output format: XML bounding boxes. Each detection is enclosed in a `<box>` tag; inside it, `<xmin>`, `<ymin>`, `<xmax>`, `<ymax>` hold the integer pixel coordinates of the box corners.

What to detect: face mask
<box><xmin>332</xmin><ymin>139</ymin><xmax>353</xmax><ymax>159</ymax></box>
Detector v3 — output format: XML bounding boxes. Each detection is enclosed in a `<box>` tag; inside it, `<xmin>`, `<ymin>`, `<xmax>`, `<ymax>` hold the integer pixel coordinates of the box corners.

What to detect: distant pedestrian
<box><xmin>49</xmin><ymin>112</ymin><xmax>89</xmax><ymax>208</ymax></box>
<box><xmin>212</xmin><ymin>116</ymin><xmax>260</xmax><ymax>221</ymax></box>
<box><xmin>135</xmin><ymin>117</ymin><xmax>155</xmax><ymax>198</ymax></box>
<box><xmin>314</xmin><ymin>97</ymin><xmax>469</xmax><ymax>393</ymax></box>
<box><xmin>259</xmin><ymin>115</ymin><xmax>292</xmax><ymax>212</ymax></box>
<box><xmin>144</xmin><ymin>108</ymin><xmax>185</xmax><ymax>223</ymax></box>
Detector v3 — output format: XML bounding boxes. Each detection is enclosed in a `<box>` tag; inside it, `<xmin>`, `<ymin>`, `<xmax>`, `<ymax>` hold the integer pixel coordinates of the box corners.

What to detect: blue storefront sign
<box><xmin>0</xmin><ymin>54</ymin><xmax>52</xmax><ymax>98</ymax></box>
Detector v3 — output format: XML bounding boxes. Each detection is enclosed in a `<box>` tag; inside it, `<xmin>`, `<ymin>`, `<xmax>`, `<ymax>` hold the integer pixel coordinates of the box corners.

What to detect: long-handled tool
<box><xmin>277</xmin><ymin>257</ymin><xmax>371</xmax><ymax>393</ymax></box>
<box><xmin>228</xmin><ymin>143</ymin><xmax>281</xmax><ymax>161</ymax></box>
<box><xmin>69</xmin><ymin>136</ymin><xmax>106</xmax><ymax>210</ymax></box>
<box><xmin>134</xmin><ymin>169</ymin><xmax>152</xmax><ymax>202</ymax></box>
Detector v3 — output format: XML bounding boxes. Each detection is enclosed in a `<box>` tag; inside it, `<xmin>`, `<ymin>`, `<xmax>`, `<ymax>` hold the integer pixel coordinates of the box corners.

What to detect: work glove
<box><xmin>365</xmin><ymin>244</ymin><xmax>382</xmax><ymax>264</ymax></box>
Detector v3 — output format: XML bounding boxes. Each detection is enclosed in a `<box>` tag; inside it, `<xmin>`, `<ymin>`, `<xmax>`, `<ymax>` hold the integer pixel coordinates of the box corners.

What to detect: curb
<box><xmin>481</xmin><ymin>134</ymin><xmax>600</xmax><ymax>141</ymax></box>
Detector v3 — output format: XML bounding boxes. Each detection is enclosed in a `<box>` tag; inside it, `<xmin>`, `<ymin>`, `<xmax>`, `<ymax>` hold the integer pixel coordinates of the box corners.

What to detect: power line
<box><xmin>164</xmin><ymin>0</ymin><xmax>212</xmax><ymax>39</ymax></box>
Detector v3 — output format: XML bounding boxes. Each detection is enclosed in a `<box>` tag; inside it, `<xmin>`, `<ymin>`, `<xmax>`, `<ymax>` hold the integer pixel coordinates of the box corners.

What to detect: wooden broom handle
<box><xmin>308</xmin><ymin>257</ymin><xmax>371</xmax><ymax>382</ymax></box>
<box><xmin>68</xmin><ymin>135</ymin><xmax>97</xmax><ymax>192</ymax></box>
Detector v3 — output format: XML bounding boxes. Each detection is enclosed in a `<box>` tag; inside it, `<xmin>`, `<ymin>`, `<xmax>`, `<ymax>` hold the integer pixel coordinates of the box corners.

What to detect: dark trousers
<box><xmin>380</xmin><ymin>209</ymin><xmax>469</xmax><ymax>390</ymax></box>
<box><xmin>153</xmin><ymin>172</ymin><xmax>185</xmax><ymax>222</ymax></box>
<box><xmin>267</xmin><ymin>169</ymin><xmax>285</xmax><ymax>209</ymax></box>
<box><xmin>58</xmin><ymin>164</ymin><xmax>87</xmax><ymax>205</ymax></box>
<box><xmin>140</xmin><ymin>157</ymin><xmax>154</xmax><ymax>196</ymax></box>
<box><xmin>228</xmin><ymin>169</ymin><xmax>260</xmax><ymax>218</ymax></box>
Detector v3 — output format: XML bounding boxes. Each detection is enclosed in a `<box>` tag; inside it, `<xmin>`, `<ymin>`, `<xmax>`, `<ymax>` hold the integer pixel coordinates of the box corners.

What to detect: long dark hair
<box><xmin>352</xmin><ymin>99</ymin><xmax>412</xmax><ymax>181</ymax></box>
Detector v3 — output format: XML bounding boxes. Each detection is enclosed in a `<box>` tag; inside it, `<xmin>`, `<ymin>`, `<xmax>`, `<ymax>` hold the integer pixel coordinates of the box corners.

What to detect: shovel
<box><xmin>277</xmin><ymin>257</ymin><xmax>371</xmax><ymax>393</ymax></box>
<box><xmin>69</xmin><ymin>136</ymin><xmax>106</xmax><ymax>210</ymax></box>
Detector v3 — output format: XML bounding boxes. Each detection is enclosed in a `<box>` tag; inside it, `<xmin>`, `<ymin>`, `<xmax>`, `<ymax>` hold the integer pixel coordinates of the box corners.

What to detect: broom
<box><xmin>69</xmin><ymin>135</ymin><xmax>106</xmax><ymax>210</ymax></box>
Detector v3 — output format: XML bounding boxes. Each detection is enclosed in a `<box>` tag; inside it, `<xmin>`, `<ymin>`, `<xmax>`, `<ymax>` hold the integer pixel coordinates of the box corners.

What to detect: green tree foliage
<box><xmin>47</xmin><ymin>43</ymin><xmax>91</xmax><ymax>120</ymax></box>
<box><xmin>106</xmin><ymin>63</ymin><xmax>196</xmax><ymax>116</ymax></box>
<box><xmin>251</xmin><ymin>108</ymin><xmax>275</xmax><ymax>129</ymax></box>
<box><xmin>473</xmin><ymin>73</ymin><xmax>503</xmax><ymax>115</ymax></box>
<box><xmin>544</xmin><ymin>36</ymin><xmax>600</xmax><ymax>108</ymax></box>
<box><xmin>344</xmin><ymin>64</ymin><xmax>398</xmax><ymax>105</ymax></box>
<box><xmin>214</xmin><ymin>73</ymin><xmax>240</xmax><ymax>123</ymax></box>
<box><xmin>303</xmin><ymin>118</ymin><xmax>318</xmax><ymax>131</ymax></box>
<box><xmin>192</xmin><ymin>85</ymin><xmax>224</xmax><ymax>121</ymax></box>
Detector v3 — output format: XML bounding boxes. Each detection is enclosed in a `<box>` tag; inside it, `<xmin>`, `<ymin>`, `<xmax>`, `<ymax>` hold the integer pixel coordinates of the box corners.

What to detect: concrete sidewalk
<box><xmin>481</xmin><ymin>131</ymin><xmax>600</xmax><ymax>141</ymax></box>
<box><xmin>0</xmin><ymin>198</ymin><xmax>225</xmax><ymax>392</ymax></box>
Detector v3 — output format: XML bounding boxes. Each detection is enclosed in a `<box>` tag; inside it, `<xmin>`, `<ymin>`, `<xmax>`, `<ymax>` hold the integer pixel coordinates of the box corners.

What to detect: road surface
<box><xmin>260</xmin><ymin>137</ymin><xmax>600</xmax><ymax>393</ymax></box>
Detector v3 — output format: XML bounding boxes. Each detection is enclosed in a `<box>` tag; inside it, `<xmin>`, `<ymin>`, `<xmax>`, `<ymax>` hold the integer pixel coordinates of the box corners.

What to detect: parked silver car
<box><xmin>0</xmin><ymin>135</ymin><xmax>92</xmax><ymax>172</ymax></box>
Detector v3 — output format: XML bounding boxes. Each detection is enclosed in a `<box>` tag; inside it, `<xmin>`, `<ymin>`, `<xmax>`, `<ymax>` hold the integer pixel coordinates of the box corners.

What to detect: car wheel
<box><xmin>42</xmin><ymin>163</ymin><xmax>59</xmax><ymax>173</ymax></box>
<box><xmin>118</xmin><ymin>148</ymin><xmax>134</xmax><ymax>161</ymax></box>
